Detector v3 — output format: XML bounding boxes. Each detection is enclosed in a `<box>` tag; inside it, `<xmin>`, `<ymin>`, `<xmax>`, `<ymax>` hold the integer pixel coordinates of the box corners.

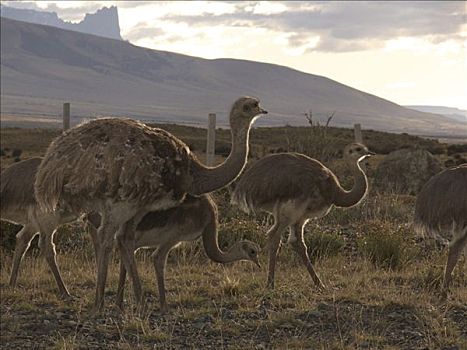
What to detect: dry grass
<box><xmin>1</xmin><ymin>208</ymin><xmax>466</xmax><ymax>349</ymax></box>
<box><xmin>1</xmin><ymin>125</ymin><xmax>466</xmax><ymax>349</ymax></box>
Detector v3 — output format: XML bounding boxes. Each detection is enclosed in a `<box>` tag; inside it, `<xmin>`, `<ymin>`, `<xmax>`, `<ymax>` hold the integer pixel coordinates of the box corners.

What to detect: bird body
<box><xmin>232</xmin><ymin>143</ymin><xmax>373</xmax><ymax>289</ymax></box>
<box><xmin>35</xmin><ymin>118</ymin><xmax>193</xmax><ymax>215</ymax></box>
<box><xmin>1</xmin><ymin>158</ymin><xmax>77</xmax><ymax>297</ymax></box>
<box><xmin>233</xmin><ymin>152</ymin><xmax>337</xmax><ymax>217</ymax></box>
<box><xmin>86</xmin><ymin>194</ymin><xmax>260</xmax><ymax>312</ymax></box>
<box><xmin>414</xmin><ymin>163</ymin><xmax>467</xmax><ymax>294</ymax></box>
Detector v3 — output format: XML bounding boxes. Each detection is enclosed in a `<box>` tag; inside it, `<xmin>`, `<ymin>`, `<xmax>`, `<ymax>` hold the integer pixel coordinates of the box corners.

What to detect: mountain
<box><xmin>1</xmin><ymin>17</ymin><xmax>466</xmax><ymax>137</ymax></box>
<box><xmin>406</xmin><ymin>105</ymin><xmax>467</xmax><ymax>123</ymax></box>
<box><xmin>0</xmin><ymin>5</ymin><xmax>122</xmax><ymax>40</ymax></box>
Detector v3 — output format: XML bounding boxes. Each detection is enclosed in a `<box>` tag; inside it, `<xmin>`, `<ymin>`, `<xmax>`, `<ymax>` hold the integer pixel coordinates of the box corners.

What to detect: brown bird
<box><xmin>34</xmin><ymin>96</ymin><xmax>267</xmax><ymax>311</ymax></box>
<box><xmin>86</xmin><ymin>194</ymin><xmax>260</xmax><ymax>313</ymax></box>
<box><xmin>1</xmin><ymin>158</ymin><xmax>78</xmax><ymax>297</ymax></box>
<box><xmin>1</xmin><ymin>158</ymin><xmax>259</xmax><ymax>309</ymax></box>
<box><xmin>414</xmin><ymin>163</ymin><xmax>467</xmax><ymax>296</ymax></box>
<box><xmin>232</xmin><ymin>143</ymin><xmax>373</xmax><ymax>289</ymax></box>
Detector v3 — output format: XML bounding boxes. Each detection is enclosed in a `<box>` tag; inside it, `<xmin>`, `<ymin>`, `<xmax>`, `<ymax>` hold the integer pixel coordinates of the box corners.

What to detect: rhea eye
<box><xmin>356</xmin><ymin>147</ymin><xmax>362</xmax><ymax>152</ymax></box>
<box><xmin>243</xmin><ymin>105</ymin><xmax>251</xmax><ymax>112</ymax></box>
<box><xmin>250</xmin><ymin>249</ymin><xmax>256</xmax><ymax>255</ymax></box>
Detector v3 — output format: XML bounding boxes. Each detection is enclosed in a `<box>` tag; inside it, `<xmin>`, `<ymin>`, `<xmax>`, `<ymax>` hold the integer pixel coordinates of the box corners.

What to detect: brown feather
<box><xmin>34</xmin><ymin>118</ymin><xmax>193</xmax><ymax>212</ymax></box>
<box><xmin>1</xmin><ymin>157</ymin><xmax>42</xmax><ymax>213</ymax></box>
<box><xmin>414</xmin><ymin>163</ymin><xmax>467</xmax><ymax>236</ymax></box>
<box><xmin>232</xmin><ymin>152</ymin><xmax>337</xmax><ymax>213</ymax></box>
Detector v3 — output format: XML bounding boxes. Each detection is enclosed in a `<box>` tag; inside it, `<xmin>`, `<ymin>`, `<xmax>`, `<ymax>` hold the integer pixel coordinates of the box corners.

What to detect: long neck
<box><xmin>333</xmin><ymin>160</ymin><xmax>368</xmax><ymax>208</ymax></box>
<box><xmin>189</xmin><ymin>122</ymin><xmax>250</xmax><ymax>195</ymax></box>
<box><xmin>201</xmin><ymin>214</ymin><xmax>243</xmax><ymax>263</ymax></box>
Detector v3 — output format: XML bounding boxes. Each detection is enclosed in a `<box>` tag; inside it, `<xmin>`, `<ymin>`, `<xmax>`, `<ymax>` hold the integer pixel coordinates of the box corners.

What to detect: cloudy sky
<box><xmin>4</xmin><ymin>1</ymin><xmax>466</xmax><ymax>109</ymax></box>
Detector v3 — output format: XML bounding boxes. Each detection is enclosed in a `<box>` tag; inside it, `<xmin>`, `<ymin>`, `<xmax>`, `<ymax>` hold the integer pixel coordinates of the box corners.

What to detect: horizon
<box><xmin>2</xmin><ymin>0</ymin><xmax>466</xmax><ymax>111</ymax></box>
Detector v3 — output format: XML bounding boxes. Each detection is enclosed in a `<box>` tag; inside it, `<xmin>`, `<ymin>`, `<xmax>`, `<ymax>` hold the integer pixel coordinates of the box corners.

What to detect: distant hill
<box><xmin>406</xmin><ymin>105</ymin><xmax>467</xmax><ymax>123</ymax></box>
<box><xmin>1</xmin><ymin>17</ymin><xmax>466</xmax><ymax>137</ymax></box>
<box><xmin>0</xmin><ymin>5</ymin><xmax>122</xmax><ymax>40</ymax></box>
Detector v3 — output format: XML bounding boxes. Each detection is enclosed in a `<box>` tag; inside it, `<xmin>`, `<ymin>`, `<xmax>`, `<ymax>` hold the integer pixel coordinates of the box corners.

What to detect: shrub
<box><xmin>0</xmin><ymin>221</ymin><xmax>21</xmax><ymax>252</ymax></box>
<box><xmin>304</xmin><ymin>230</ymin><xmax>345</xmax><ymax>262</ymax></box>
<box><xmin>218</xmin><ymin>218</ymin><xmax>265</xmax><ymax>249</ymax></box>
<box><xmin>447</xmin><ymin>143</ymin><xmax>467</xmax><ymax>156</ymax></box>
<box><xmin>357</xmin><ymin>221</ymin><xmax>416</xmax><ymax>270</ymax></box>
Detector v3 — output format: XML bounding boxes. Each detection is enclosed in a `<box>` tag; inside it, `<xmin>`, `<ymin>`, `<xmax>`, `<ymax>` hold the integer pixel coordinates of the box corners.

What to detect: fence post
<box><xmin>63</xmin><ymin>103</ymin><xmax>70</xmax><ymax>131</ymax></box>
<box><xmin>206</xmin><ymin>113</ymin><xmax>216</xmax><ymax>166</ymax></box>
<box><xmin>354</xmin><ymin>123</ymin><xmax>362</xmax><ymax>143</ymax></box>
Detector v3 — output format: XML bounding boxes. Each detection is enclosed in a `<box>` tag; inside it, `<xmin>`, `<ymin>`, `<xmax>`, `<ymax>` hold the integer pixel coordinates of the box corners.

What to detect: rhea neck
<box><xmin>333</xmin><ymin>156</ymin><xmax>369</xmax><ymax>208</ymax></box>
<box><xmin>201</xmin><ymin>215</ymin><xmax>246</xmax><ymax>263</ymax></box>
<box><xmin>189</xmin><ymin>117</ymin><xmax>253</xmax><ymax>195</ymax></box>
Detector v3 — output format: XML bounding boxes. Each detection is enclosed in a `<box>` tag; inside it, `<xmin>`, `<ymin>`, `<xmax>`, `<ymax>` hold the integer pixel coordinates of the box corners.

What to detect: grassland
<box><xmin>0</xmin><ymin>124</ymin><xmax>466</xmax><ymax>349</ymax></box>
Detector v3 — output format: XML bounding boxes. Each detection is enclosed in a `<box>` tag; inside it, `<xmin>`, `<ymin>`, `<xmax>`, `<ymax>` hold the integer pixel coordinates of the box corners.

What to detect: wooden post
<box><xmin>206</xmin><ymin>113</ymin><xmax>216</xmax><ymax>166</ymax></box>
<box><xmin>63</xmin><ymin>103</ymin><xmax>70</xmax><ymax>131</ymax></box>
<box><xmin>354</xmin><ymin>123</ymin><xmax>362</xmax><ymax>143</ymax></box>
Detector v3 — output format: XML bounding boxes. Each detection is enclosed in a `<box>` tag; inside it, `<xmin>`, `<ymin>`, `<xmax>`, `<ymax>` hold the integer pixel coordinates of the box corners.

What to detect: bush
<box><xmin>447</xmin><ymin>143</ymin><xmax>467</xmax><ymax>156</ymax></box>
<box><xmin>357</xmin><ymin>221</ymin><xmax>416</xmax><ymax>270</ymax></box>
<box><xmin>304</xmin><ymin>230</ymin><xmax>345</xmax><ymax>262</ymax></box>
<box><xmin>0</xmin><ymin>221</ymin><xmax>21</xmax><ymax>252</ymax></box>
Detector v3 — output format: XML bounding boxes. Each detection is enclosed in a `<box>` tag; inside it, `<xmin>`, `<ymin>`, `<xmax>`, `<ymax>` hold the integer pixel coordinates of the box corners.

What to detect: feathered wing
<box><xmin>1</xmin><ymin>158</ymin><xmax>42</xmax><ymax>213</ymax></box>
<box><xmin>232</xmin><ymin>153</ymin><xmax>336</xmax><ymax>213</ymax></box>
<box><xmin>34</xmin><ymin>118</ymin><xmax>193</xmax><ymax>212</ymax></box>
<box><xmin>415</xmin><ymin>164</ymin><xmax>467</xmax><ymax>235</ymax></box>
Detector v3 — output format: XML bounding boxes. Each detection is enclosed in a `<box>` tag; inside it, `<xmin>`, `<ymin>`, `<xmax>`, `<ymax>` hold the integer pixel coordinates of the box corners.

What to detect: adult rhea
<box><xmin>35</xmin><ymin>96</ymin><xmax>267</xmax><ymax>311</ymax></box>
<box><xmin>232</xmin><ymin>143</ymin><xmax>373</xmax><ymax>289</ymax></box>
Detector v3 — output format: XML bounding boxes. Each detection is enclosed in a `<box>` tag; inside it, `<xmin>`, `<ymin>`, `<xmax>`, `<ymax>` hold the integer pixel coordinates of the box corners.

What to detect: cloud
<box><xmin>125</xmin><ymin>24</ymin><xmax>166</xmax><ymax>42</ymax></box>
<box><xmin>2</xmin><ymin>1</ymin><xmax>113</xmax><ymax>22</ymax></box>
<box><xmin>158</xmin><ymin>1</ymin><xmax>465</xmax><ymax>52</ymax></box>
<box><xmin>3</xmin><ymin>1</ymin><xmax>464</xmax><ymax>53</ymax></box>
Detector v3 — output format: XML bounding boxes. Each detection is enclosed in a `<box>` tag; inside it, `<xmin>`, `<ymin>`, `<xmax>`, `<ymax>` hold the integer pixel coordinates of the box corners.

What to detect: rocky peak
<box><xmin>0</xmin><ymin>5</ymin><xmax>122</xmax><ymax>40</ymax></box>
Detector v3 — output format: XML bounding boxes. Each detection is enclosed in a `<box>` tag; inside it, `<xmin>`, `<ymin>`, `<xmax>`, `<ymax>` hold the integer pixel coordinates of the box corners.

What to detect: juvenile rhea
<box><xmin>232</xmin><ymin>143</ymin><xmax>374</xmax><ymax>289</ymax></box>
<box><xmin>1</xmin><ymin>158</ymin><xmax>78</xmax><ymax>297</ymax></box>
<box><xmin>86</xmin><ymin>194</ymin><xmax>260</xmax><ymax>312</ymax></box>
<box><xmin>414</xmin><ymin>164</ymin><xmax>467</xmax><ymax>295</ymax></box>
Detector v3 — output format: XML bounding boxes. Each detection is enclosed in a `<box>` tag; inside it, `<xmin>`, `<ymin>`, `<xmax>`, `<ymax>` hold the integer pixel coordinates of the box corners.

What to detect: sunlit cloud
<box><xmin>250</xmin><ymin>1</ymin><xmax>288</xmax><ymax>15</ymax></box>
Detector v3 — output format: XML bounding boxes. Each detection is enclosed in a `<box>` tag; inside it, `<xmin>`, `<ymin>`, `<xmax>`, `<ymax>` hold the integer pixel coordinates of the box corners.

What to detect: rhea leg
<box><xmin>9</xmin><ymin>225</ymin><xmax>37</xmax><ymax>287</ymax></box>
<box><xmin>116</xmin><ymin>260</ymin><xmax>127</xmax><ymax>309</ymax></box>
<box><xmin>290</xmin><ymin>221</ymin><xmax>325</xmax><ymax>289</ymax></box>
<box><xmin>152</xmin><ymin>243</ymin><xmax>175</xmax><ymax>313</ymax></box>
<box><xmin>443</xmin><ymin>227</ymin><xmax>467</xmax><ymax>293</ymax></box>
<box><xmin>266</xmin><ymin>219</ymin><xmax>288</xmax><ymax>289</ymax></box>
<box><xmin>38</xmin><ymin>228</ymin><xmax>72</xmax><ymax>298</ymax></box>
<box><xmin>93</xmin><ymin>213</ymin><xmax>119</xmax><ymax>312</ymax></box>
<box><xmin>84</xmin><ymin>212</ymin><xmax>100</xmax><ymax>265</ymax></box>
<box><xmin>117</xmin><ymin>219</ymin><xmax>143</xmax><ymax>306</ymax></box>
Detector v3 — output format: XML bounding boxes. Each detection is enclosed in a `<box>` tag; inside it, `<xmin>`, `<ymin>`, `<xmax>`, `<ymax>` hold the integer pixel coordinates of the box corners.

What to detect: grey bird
<box><xmin>232</xmin><ymin>143</ymin><xmax>374</xmax><ymax>289</ymax></box>
<box><xmin>414</xmin><ymin>163</ymin><xmax>467</xmax><ymax>296</ymax></box>
<box><xmin>1</xmin><ymin>158</ymin><xmax>78</xmax><ymax>297</ymax></box>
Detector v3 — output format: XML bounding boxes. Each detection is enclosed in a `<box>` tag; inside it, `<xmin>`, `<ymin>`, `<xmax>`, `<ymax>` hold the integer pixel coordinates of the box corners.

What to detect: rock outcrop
<box><xmin>374</xmin><ymin>147</ymin><xmax>443</xmax><ymax>195</ymax></box>
<box><xmin>0</xmin><ymin>5</ymin><xmax>122</xmax><ymax>40</ymax></box>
